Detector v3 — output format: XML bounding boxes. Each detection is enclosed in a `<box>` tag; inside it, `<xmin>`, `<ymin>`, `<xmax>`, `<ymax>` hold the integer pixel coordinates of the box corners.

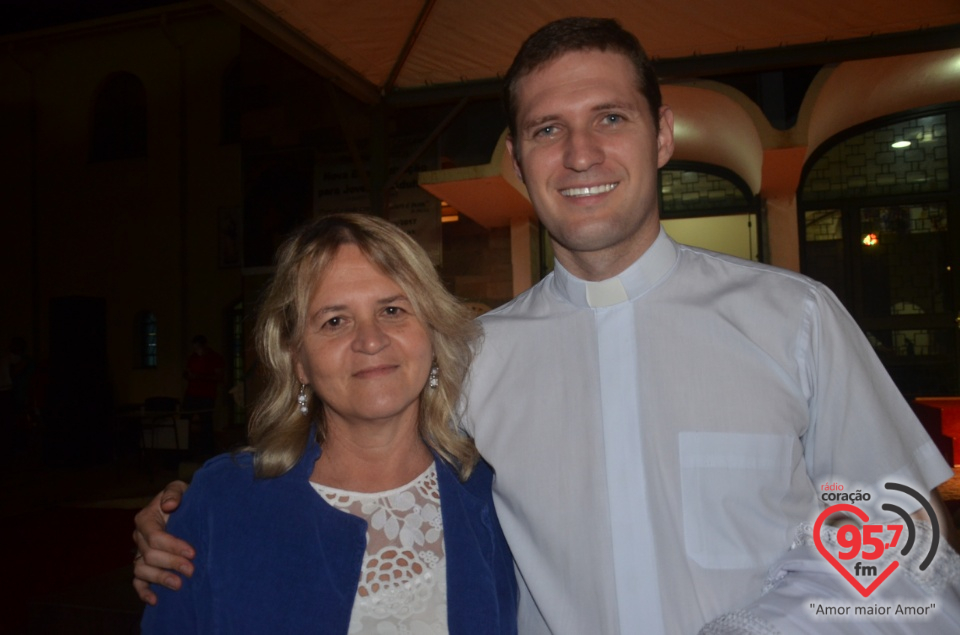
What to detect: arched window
<box><xmin>89</xmin><ymin>72</ymin><xmax>147</xmax><ymax>162</ymax></box>
<box><xmin>660</xmin><ymin>163</ymin><xmax>753</xmax><ymax>216</ymax></box>
<box><xmin>137</xmin><ymin>311</ymin><xmax>158</xmax><ymax>369</ymax></box>
<box><xmin>798</xmin><ymin>105</ymin><xmax>960</xmax><ymax>397</ymax></box>
<box><xmin>659</xmin><ymin>162</ymin><xmax>761</xmax><ymax>262</ymax></box>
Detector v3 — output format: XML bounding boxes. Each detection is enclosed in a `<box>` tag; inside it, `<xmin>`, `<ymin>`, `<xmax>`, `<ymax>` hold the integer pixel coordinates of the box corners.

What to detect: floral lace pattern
<box><xmin>312</xmin><ymin>464</ymin><xmax>448</xmax><ymax>635</ymax></box>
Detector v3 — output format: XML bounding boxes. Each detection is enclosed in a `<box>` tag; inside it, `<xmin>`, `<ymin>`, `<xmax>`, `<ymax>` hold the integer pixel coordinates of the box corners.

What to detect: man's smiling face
<box><xmin>508</xmin><ymin>49</ymin><xmax>674</xmax><ymax>280</ymax></box>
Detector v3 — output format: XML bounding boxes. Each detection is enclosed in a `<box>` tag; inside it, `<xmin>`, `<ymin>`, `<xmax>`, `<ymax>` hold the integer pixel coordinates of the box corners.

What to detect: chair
<box><xmin>139</xmin><ymin>396</ymin><xmax>184</xmax><ymax>462</ymax></box>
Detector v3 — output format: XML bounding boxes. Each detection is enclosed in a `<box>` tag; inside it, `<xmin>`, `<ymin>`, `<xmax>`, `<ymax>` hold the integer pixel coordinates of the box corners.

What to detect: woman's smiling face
<box><xmin>295</xmin><ymin>244</ymin><xmax>433</xmax><ymax>431</ymax></box>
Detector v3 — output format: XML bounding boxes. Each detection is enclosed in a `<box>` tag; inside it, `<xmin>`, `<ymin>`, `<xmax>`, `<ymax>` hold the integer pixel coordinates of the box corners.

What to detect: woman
<box><xmin>140</xmin><ymin>213</ymin><xmax>517</xmax><ymax>634</ymax></box>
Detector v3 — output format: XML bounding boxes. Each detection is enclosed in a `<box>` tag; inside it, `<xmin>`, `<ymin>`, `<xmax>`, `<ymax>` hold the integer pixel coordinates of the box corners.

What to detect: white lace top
<box><xmin>311</xmin><ymin>464</ymin><xmax>448</xmax><ymax>635</ymax></box>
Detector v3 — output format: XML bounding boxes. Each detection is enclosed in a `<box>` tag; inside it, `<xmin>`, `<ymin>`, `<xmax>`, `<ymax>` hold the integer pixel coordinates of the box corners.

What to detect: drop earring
<box><xmin>428</xmin><ymin>364</ymin><xmax>439</xmax><ymax>390</ymax></box>
<box><xmin>297</xmin><ymin>383</ymin><xmax>309</xmax><ymax>415</ymax></box>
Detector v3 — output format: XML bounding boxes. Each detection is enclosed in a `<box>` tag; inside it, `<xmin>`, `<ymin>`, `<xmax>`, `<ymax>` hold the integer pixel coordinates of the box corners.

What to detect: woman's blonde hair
<box><xmin>248</xmin><ymin>213</ymin><xmax>481</xmax><ymax>480</ymax></box>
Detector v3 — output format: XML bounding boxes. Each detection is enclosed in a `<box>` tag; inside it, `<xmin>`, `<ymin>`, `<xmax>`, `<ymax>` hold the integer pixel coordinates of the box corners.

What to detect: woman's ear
<box><xmin>291</xmin><ymin>348</ymin><xmax>307</xmax><ymax>385</ymax></box>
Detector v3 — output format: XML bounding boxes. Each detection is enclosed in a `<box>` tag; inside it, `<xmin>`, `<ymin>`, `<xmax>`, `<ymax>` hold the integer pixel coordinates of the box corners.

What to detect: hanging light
<box><xmin>862</xmin><ymin>233</ymin><xmax>879</xmax><ymax>246</ymax></box>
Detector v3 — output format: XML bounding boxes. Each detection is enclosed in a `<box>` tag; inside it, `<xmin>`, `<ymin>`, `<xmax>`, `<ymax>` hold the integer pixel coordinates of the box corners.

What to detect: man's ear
<box><xmin>656</xmin><ymin>106</ymin><xmax>675</xmax><ymax>168</ymax></box>
<box><xmin>506</xmin><ymin>136</ymin><xmax>524</xmax><ymax>183</ymax></box>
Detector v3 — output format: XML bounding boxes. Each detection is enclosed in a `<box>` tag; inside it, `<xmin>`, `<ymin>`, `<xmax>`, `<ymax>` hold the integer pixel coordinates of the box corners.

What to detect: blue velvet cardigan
<box><xmin>140</xmin><ymin>437</ymin><xmax>517</xmax><ymax>634</ymax></box>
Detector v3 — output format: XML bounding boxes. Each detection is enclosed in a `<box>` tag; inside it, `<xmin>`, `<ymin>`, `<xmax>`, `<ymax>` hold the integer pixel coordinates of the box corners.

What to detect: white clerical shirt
<box><xmin>464</xmin><ymin>228</ymin><xmax>952</xmax><ymax>635</ymax></box>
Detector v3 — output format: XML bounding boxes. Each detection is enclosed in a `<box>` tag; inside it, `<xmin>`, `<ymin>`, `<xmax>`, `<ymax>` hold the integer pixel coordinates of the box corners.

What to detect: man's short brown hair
<box><xmin>503</xmin><ymin>17</ymin><xmax>662</xmax><ymax>137</ymax></box>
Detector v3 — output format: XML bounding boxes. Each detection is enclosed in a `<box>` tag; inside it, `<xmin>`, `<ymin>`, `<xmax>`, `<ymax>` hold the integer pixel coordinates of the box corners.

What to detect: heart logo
<box><xmin>813</xmin><ymin>503</ymin><xmax>899</xmax><ymax>597</ymax></box>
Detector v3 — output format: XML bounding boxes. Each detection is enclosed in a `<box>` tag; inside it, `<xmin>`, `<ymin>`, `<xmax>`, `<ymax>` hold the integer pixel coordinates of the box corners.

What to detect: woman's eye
<box><xmin>324</xmin><ymin>316</ymin><xmax>343</xmax><ymax>328</ymax></box>
<box><xmin>383</xmin><ymin>306</ymin><xmax>403</xmax><ymax>317</ymax></box>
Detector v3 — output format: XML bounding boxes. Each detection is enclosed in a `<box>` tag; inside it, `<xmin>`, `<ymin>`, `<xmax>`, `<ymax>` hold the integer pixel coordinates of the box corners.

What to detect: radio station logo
<box><xmin>813</xmin><ymin>482</ymin><xmax>941</xmax><ymax>598</ymax></box>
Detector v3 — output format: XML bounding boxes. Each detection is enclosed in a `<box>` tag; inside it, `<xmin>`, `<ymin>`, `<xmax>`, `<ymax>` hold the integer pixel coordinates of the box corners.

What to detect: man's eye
<box><xmin>535</xmin><ymin>126</ymin><xmax>556</xmax><ymax>138</ymax></box>
<box><xmin>604</xmin><ymin>114</ymin><xmax>623</xmax><ymax>124</ymax></box>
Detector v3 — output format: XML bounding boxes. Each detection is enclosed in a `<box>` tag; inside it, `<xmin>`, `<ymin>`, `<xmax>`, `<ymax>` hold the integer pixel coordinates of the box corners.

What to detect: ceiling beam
<box><xmin>213</xmin><ymin>0</ymin><xmax>380</xmax><ymax>104</ymax></box>
<box><xmin>386</xmin><ymin>77</ymin><xmax>504</xmax><ymax>107</ymax></box>
<box><xmin>385</xmin><ymin>23</ymin><xmax>960</xmax><ymax>107</ymax></box>
<box><xmin>384</xmin><ymin>97</ymin><xmax>468</xmax><ymax>192</ymax></box>
<box><xmin>383</xmin><ymin>0</ymin><xmax>438</xmax><ymax>95</ymax></box>
<box><xmin>654</xmin><ymin>23</ymin><xmax>960</xmax><ymax>78</ymax></box>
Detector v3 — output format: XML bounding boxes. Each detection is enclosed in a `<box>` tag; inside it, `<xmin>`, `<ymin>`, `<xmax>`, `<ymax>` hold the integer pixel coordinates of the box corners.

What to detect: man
<box><xmin>134</xmin><ymin>18</ymin><xmax>957</xmax><ymax>634</ymax></box>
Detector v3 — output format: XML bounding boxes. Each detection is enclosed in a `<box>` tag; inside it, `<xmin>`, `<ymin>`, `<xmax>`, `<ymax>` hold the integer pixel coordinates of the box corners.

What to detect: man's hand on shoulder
<box><xmin>132</xmin><ymin>480</ymin><xmax>195</xmax><ymax>605</ymax></box>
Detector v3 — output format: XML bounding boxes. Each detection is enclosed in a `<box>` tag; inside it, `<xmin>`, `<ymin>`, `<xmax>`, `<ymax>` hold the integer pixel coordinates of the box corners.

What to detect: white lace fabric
<box><xmin>312</xmin><ymin>464</ymin><xmax>448</xmax><ymax>635</ymax></box>
<box><xmin>699</xmin><ymin>520</ymin><xmax>960</xmax><ymax>635</ymax></box>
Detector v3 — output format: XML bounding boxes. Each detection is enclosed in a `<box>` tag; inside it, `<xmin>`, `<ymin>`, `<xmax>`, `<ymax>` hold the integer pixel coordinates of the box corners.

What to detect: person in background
<box><xmin>140</xmin><ymin>213</ymin><xmax>516</xmax><ymax>634</ymax></box>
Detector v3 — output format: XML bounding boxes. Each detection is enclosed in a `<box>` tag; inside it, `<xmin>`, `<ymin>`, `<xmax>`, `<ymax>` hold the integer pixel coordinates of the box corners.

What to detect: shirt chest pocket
<box><xmin>679</xmin><ymin>432</ymin><xmax>796</xmax><ymax>570</ymax></box>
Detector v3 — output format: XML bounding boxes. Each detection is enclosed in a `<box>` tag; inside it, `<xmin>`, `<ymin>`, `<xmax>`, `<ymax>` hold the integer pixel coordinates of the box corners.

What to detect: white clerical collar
<box><xmin>552</xmin><ymin>227</ymin><xmax>678</xmax><ymax>308</ymax></box>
